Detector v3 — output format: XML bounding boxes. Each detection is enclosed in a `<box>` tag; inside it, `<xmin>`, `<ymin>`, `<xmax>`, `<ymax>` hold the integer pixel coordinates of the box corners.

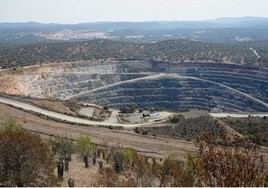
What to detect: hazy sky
<box><xmin>1</xmin><ymin>0</ymin><xmax>268</xmax><ymax>23</ymax></box>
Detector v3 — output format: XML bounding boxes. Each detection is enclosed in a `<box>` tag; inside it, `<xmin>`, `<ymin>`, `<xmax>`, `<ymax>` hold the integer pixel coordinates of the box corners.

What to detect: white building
<box><xmin>149</xmin><ymin>112</ymin><xmax>159</xmax><ymax>120</ymax></box>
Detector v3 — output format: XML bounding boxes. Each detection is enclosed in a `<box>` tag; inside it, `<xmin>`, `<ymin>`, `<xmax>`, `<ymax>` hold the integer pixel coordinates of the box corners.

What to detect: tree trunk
<box><xmin>68</xmin><ymin>178</ymin><xmax>75</xmax><ymax>187</ymax></box>
<box><xmin>65</xmin><ymin>159</ymin><xmax>69</xmax><ymax>171</ymax></box>
<box><xmin>98</xmin><ymin>161</ymin><xmax>103</xmax><ymax>170</ymax></box>
<box><xmin>16</xmin><ymin>181</ymin><xmax>24</xmax><ymax>187</ymax></box>
<box><xmin>83</xmin><ymin>155</ymin><xmax>89</xmax><ymax>168</ymax></box>
<box><xmin>93</xmin><ymin>156</ymin><xmax>96</xmax><ymax>166</ymax></box>
<box><xmin>68</xmin><ymin>155</ymin><xmax>72</xmax><ymax>162</ymax></box>
<box><xmin>93</xmin><ymin>152</ymin><xmax>96</xmax><ymax>165</ymax></box>
<box><xmin>106</xmin><ymin>154</ymin><xmax>110</xmax><ymax>163</ymax></box>
<box><xmin>57</xmin><ymin>160</ymin><xmax>64</xmax><ymax>181</ymax></box>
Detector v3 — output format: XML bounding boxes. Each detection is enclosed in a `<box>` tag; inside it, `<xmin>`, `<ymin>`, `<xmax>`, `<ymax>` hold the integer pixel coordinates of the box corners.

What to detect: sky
<box><xmin>1</xmin><ymin>0</ymin><xmax>268</xmax><ymax>24</ymax></box>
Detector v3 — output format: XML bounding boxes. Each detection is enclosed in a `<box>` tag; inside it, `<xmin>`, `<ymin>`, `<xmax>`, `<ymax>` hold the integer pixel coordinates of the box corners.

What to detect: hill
<box><xmin>0</xmin><ymin>39</ymin><xmax>267</xmax><ymax>69</ymax></box>
<box><xmin>1</xmin><ymin>17</ymin><xmax>268</xmax><ymax>44</ymax></box>
<box><xmin>1</xmin><ymin>17</ymin><xmax>268</xmax><ymax>31</ymax></box>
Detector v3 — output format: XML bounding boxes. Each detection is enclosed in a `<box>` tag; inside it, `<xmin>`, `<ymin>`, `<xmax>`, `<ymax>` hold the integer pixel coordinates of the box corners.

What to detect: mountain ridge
<box><xmin>1</xmin><ymin>17</ymin><xmax>268</xmax><ymax>30</ymax></box>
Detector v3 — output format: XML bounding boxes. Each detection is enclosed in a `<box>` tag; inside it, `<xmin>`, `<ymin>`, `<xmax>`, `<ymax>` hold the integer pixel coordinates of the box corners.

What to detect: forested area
<box><xmin>0</xmin><ymin>39</ymin><xmax>267</xmax><ymax>69</ymax></box>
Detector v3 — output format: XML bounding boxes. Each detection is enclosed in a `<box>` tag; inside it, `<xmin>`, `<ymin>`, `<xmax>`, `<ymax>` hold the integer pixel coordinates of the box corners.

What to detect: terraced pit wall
<box><xmin>0</xmin><ymin>60</ymin><xmax>267</xmax><ymax>112</ymax></box>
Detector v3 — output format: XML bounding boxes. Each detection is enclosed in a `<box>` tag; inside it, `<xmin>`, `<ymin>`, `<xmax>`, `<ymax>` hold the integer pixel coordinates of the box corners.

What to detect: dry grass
<box><xmin>60</xmin><ymin>154</ymin><xmax>100</xmax><ymax>187</ymax></box>
<box><xmin>30</xmin><ymin>99</ymin><xmax>76</xmax><ymax>115</ymax></box>
<box><xmin>0</xmin><ymin>102</ymin><xmax>267</xmax><ymax>168</ymax></box>
<box><xmin>59</xmin><ymin>152</ymin><xmax>114</xmax><ymax>187</ymax></box>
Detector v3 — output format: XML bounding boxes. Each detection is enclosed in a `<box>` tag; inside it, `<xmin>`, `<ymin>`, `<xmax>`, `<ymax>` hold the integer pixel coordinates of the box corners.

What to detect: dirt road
<box><xmin>210</xmin><ymin>113</ymin><xmax>268</xmax><ymax>118</ymax></box>
<box><xmin>0</xmin><ymin>96</ymin><xmax>267</xmax><ymax>131</ymax></box>
<box><xmin>1</xmin><ymin>102</ymin><xmax>268</xmax><ymax>162</ymax></box>
<box><xmin>0</xmin><ymin>103</ymin><xmax>196</xmax><ymax>159</ymax></box>
<box><xmin>0</xmin><ymin>96</ymin><xmax>164</xmax><ymax>128</ymax></box>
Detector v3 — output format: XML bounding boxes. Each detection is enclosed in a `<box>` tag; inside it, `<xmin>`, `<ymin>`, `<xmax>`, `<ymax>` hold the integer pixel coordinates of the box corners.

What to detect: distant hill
<box><xmin>1</xmin><ymin>17</ymin><xmax>268</xmax><ymax>31</ymax></box>
<box><xmin>1</xmin><ymin>17</ymin><xmax>268</xmax><ymax>45</ymax></box>
<box><xmin>0</xmin><ymin>39</ymin><xmax>267</xmax><ymax>68</ymax></box>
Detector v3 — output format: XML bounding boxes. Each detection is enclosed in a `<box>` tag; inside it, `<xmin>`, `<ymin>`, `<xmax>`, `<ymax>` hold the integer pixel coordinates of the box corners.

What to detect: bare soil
<box><xmin>1</xmin><ymin>102</ymin><xmax>268</xmax><ymax>184</ymax></box>
<box><xmin>0</xmin><ymin>103</ymin><xmax>198</xmax><ymax>159</ymax></box>
<box><xmin>30</xmin><ymin>99</ymin><xmax>76</xmax><ymax>115</ymax></box>
<box><xmin>60</xmin><ymin>154</ymin><xmax>100</xmax><ymax>187</ymax></box>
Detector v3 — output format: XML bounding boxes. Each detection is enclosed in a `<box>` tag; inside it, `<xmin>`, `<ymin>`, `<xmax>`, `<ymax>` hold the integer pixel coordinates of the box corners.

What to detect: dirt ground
<box><xmin>30</xmin><ymin>99</ymin><xmax>76</xmax><ymax>115</ymax></box>
<box><xmin>60</xmin><ymin>154</ymin><xmax>99</xmax><ymax>187</ymax></box>
<box><xmin>1</xmin><ymin>102</ymin><xmax>268</xmax><ymax>185</ymax></box>
<box><xmin>0</xmin><ymin>103</ymin><xmax>197</xmax><ymax>159</ymax></box>
<box><xmin>1</xmin><ymin>102</ymin><xmax>268</xmax><ymax>164</ymax></box>
<box><xmin>79</xmin><ymin>107</ymin><xmax>95</xmax><ymax>117</ymax></box>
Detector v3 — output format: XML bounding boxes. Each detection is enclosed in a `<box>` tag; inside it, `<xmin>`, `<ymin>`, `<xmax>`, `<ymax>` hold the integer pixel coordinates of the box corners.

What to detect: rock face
<box><xmin>0</xmin><ymin>60</ymin><xmax>267</xmax><ymax>112</ymax></box>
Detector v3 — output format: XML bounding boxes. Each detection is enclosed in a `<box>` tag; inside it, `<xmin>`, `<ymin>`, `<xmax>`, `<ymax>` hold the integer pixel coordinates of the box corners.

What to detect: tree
<box><xmin>169</xmin><ymin>114</ymin><xmax>184</xmax><ymax>124</ymax></box>
<box><xmin>77</xmin><ymin>134</ymin><xmax>91</xmax><ymax>154</ymax></box>
<box><xmin>123</xmin><ymin>148</ymin><xmax>138</xmax><ymax>167</ymax></box>
<box><xmin>103</xmin><ymin>106</ymin><xmax>109</xmax><ymax>110</ymax></box>
<box><xmin>171</xmin><ymin>161</ymin><xmax>194</xmax><ymax>187</ymax></box>
<box><xmin>119</xmin><ymin>105</ymin><xmax>136</xmax><ymax>114</ymax></box>
<box><xmin>122</xmin><ymin>148</ymin><xmax>151</xmax><ymax>186</ymax></box>
<box><xmin>50</xmin><ymin>137</ymin><xmax>73</xmax><ymax>171</ymax></box>
<box><xmin>0</xmin><ymin>119</ymin><xmax>56</xmax><ymax>186</ymax></box>
<box><xmin>112</xmin><ymin>150</ymin><xmax>126</xmax><ymax>174</ymax></box>
<box><xmin>156</xmin><ymin>155</ymin><xmax>178</xmax><ymax>187</ymax></box>
<box><xmin>131</xmin><ymin>155</ymin><xmax>153</xmax><ymax>186</ymax></box>
<box><xmin>187</xmin><ymin>128</ymin><xmax>267</xmax><ymax>187</ymax></box>
<box><xmin>77</xmin><ymin>134</ymin><xmax>91</xmax><ymax>168</ymax></box>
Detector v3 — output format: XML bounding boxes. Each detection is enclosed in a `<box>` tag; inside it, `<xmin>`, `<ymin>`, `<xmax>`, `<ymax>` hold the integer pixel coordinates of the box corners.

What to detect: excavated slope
<box><xmin>0</xmin><ymin>60</ymin><xmax>267</xmax><ymax>112</ymax></box>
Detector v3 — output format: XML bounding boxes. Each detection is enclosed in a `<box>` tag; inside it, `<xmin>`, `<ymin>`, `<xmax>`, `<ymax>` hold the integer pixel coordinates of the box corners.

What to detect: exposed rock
<box><xmin>0</xmin><ymin>61</ymin><xmax>267</xmax><ymax>112</ymax></box>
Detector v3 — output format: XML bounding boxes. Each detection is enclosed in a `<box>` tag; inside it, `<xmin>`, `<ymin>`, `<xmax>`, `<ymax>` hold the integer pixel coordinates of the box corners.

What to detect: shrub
<box><xmin>0</xmin><ymin>119</ymin><xmax>56</xmax><ymax>186</ymax></box>
<box><xmin>187</xmin><ymin>127</ymin><xmax>267</xmax><ymax>187</ymax></box>
<box><xmin>170</xmin><ymin>114</ymin><xmax>184</xmax><ymax>124</ymax></box>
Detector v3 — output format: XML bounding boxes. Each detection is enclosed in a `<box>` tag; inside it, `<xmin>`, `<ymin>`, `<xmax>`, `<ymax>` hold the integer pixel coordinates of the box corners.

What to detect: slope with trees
<box><xmin>0</xmin><ymin>118</ymin><xmax>267</xmax><ymax>186</ymax></box>
<box><xmin>0</xmin><ymin>119</ymin><xmax>57</xmax><ymax>186</ymax></box>
<box><xmin>0</xmin><ymin>39</ymin><xmax>267</xmax><ymax>69</ymax></box>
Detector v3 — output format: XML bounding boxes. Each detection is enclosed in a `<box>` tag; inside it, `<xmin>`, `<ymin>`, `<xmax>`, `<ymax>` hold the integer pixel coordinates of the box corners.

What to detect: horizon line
<box><xmin>1</xmin><ymin>16</ymin><xmax>268</xmax><ymax>25</ymax></box>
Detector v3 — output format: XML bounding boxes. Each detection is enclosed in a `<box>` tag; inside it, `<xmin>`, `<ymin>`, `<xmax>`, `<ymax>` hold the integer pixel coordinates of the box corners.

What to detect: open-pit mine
<box><xmin>1</xmin><ymin>17</ymin><xmax>268</xmax><ymax>186</ymax></box>
<box><xmin>0</xmin><ymin>60</ymin><xmax>267</xmax><ymax>113</ymax></box>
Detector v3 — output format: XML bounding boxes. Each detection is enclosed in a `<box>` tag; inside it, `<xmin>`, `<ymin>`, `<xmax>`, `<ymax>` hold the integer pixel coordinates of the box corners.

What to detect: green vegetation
<box><xmin>0</xmin><ymin>39</ymin><xmax>267</xmax><ymax>69</ymax></box>
<box><xmin>169</xmin><ymin>114</ymin><xmax>185</xmax><ymax>123</ymax></box>
<box><xmin>76</xmin><ymin>134</ymin><xmax>92</xmax><ymax>168</ymax></box>
<box><xmin>221</xmin><ymin>116</ymin><xmax>268</xmax><ymax>146</ymax></box>
<box><xmin>112</xmin><ymin>149</ymin><xmax>126</xmax><ymax>174</ymax></box>
<box><xmin>106</xmin><ymin>147</ymin><xmax>194</xmax><ymax>187</ymax></box>
<box><xmin>0</xmin><ymin>119</ymin><xmax>56</xmax><ymax>186</ymax></box>
<box><xmin>136</xmin><ymin>115</ymin><xmax>221</xmax><ymax>141</ymax></box>
<box><xmin>119</xmin><ymin>105</ymin><xmax>136</xmax><ymax>114</ymax></box>
<box><xmin>77</xmin><ymin>134</ymin><xmax>91</xmax><ymax>154</ymax></box>
<box><xmin>50</xmin><ymin>137</ymin><xmax>73</xmax><ymax>171</ymax></box>
<box><xmin>0</xmin><ymin>118</ymin><xmax>267</xmax><ymax>186</ymax></box>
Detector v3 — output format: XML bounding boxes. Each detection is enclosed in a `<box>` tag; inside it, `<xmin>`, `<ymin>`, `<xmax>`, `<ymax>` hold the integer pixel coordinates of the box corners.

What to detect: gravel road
<box><xmin>0</xmin><ymin>96</ymin><xmax>267</xmax><ymax>129</ymax></box>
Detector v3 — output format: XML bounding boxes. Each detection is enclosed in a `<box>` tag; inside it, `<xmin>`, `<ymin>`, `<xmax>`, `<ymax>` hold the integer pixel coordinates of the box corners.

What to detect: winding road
<box><xmin>0</xmin><ymin>96</ymin><xmax>165</xmax><ymax>128</ymax></box>
<box><xmin>0</xmin><ymin>96</ymin><xmax>267</xmax><ymax>129</ymax></box>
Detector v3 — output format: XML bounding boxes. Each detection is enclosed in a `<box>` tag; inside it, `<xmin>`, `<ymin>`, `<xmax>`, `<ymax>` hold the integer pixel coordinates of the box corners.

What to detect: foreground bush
<box><xmin>0</xmin><ymin>119</ymin><xmax>56</xmax><ymax>186</ymax></box>
<box><xmin>187</xmin><ymin>127</ymin><xmax>267</xmax><ymax>187</ymax></box>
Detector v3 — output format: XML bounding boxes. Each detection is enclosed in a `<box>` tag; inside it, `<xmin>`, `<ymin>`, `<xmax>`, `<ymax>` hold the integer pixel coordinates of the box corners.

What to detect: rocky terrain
<box><xmin>0</xmin><ymin>60</ymin><xmax>267</xmax><ymax>113</ymax></box>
